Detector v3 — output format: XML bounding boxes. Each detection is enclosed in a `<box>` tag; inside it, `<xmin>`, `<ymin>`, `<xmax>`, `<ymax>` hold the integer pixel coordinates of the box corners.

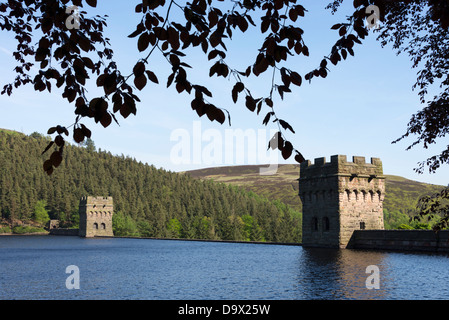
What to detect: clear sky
<box><xmin>0</xmin><ymin>0</ymin><xmax>448</xmax><ymax>186</ymax></box>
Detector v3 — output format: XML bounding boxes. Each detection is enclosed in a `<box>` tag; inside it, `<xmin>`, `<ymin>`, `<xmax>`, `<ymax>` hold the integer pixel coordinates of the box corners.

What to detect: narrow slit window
<box><xmin>312</xmin><ymin>217</ymin><xmax>318</xmax><ymax>231</ymax></box>
<box><xmin>323</xmin><ymin>217</ymin><xmax>330</xmax><ymax>231</ymax></box>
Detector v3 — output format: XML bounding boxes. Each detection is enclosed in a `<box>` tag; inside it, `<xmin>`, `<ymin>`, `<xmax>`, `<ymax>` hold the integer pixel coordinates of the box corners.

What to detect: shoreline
<box><xmin>0</xmin><ymin>232</ymin><xmax>49</xmax><ymax>236</ymax></box>
<box><xmin>0</xmin><ymin>232</ymin><xmax>302</xmax><ymax>246</ymax></box>
<box><xmin>102</xmin><ymin>235</ymin><xmax>302</xmax><ymax>246</ymax></box>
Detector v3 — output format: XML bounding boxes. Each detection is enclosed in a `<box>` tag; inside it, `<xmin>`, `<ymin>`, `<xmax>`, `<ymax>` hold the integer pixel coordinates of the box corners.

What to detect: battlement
<box><xmin>80</xmin><ymin>196</ymin><xmax>113</xmax><ymax>202</ymax></box>
<box><xmin>300</xmin><ymin>155</ymin><xmax>383</xmax><ymax>179</ymax></box>
<box><xmin>79</xmin><ymin>196</ymin><xmax>113</xmax><ymax>207</ymax></box>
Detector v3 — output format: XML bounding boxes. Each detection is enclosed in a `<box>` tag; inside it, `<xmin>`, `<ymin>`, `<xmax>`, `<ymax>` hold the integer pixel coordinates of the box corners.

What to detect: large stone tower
<box><xmin>299</xmin><ymin>155</ymin><xmax>385</xmax><ymax>248</ymax></box>
<box><xmin>79</xmin><ymin>196</ymin><xmax>114</xmax><ymax>237</ymax></box>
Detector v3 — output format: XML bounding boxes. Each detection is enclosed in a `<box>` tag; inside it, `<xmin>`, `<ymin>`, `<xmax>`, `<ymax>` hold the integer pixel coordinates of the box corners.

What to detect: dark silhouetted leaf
<box><xmin>146</xmin><ymin>70</ymin><xmax>159</xmax><ymax>84</ymax></box>
<box><xmin>263</xmin><ymin>112</ymin><xmax>274</xmax><ymax>125</ymax></box>
<box><xmin>295</xmin><ymin>151</ymin><xmax>306</xmax><ymax>163</ymax></box>
<box><xmin>290</xmin><ymin>72</ymin><xmax>302</xmax><ymax>86</ymax></box>
<box><xmin>73</xmin><ymin>128</ymin><xmax>85</xmax><ymax>143</ymax></box>
<box><xmin>100</xmin><ymin>112</ymin><xmax>112</xmax><ymax>128</ymax></box>
<box><xmin>54</xmin><ymin>135</ymin><xmax>64</xmax><ymax>147</ymax></box>
<box><xmin>279</xmin><ymin>119</ymin><xmax>295</xmax><ymax>133</ymax></box>
<box><xmin>42</xmin><ymin>141</ymin><xmax>54</xmax><ymax>155</ymax></box>
<box><xmin>331</xmin><ymin>23</ymin><xmax>342</xmax><ymax>30</ymax></box>
<box><xmin>138</xmin><ymin>32</ymin><xmax>150</xmax><ymax>52</ymax></box>
<box><xmin>50</xmin><ymin>151</ymin><xmax>63</xmax><ymax>168</ymax></box>
<box><xmin>231</xmin><ymin>82</ymin><xmax>245</xmax><ymax>103</ymax></box>
<box><xmin>86</xmin><ymin>0</ymin><xmax>97</xmax><ymax>7</ymax></box>
<box><xmin>43</xmin><ymin>160</ymin><xmax>53</xmax><ymax>172</ymax></box>
<box><xmin>133</xmin><ymin>62</ymin><xmax>146</xmax><ymax>76</ymax></box>
<box><xmin>282</xmin><ymin>141</ymin><xmax>293</xmax><ymax>159</ymax></box>
<box><xmin>245</xmin><ymin>95</ymin><xmax>256</xmax><ymax>112</ymax></box>
<box><xmin>134</xmin><ymin>74</ymin><xmax>147</xmax><ymax>90</ymax></box>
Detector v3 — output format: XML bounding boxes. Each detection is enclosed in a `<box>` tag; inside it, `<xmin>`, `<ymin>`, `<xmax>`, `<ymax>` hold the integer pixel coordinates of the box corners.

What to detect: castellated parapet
<box><xmin>79</xmin><ymin>196</ymin><xmax>114</xmax><ymax>237</ymax></box>
<box><xmin>299</xmin><ymin>155</ymin><xmax>385</xmax><ymax>248</ymax></box>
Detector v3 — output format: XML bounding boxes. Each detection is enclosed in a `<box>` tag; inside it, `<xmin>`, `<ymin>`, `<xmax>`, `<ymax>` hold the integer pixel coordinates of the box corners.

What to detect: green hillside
<box><xmin>0</xmin><ymin>129</ymin><xmax>301</xmax><ymax>242</ymax></box>
<box><xmin>187</xmin><ymin>164</ymin><xmax>301</xmax><ymax>211</ymax></box>
<box><xmin>185</xmin><ymin>164</ymin><xmax>447</xmax><ymax>229</ymax></box>
<box><xmin>0</xmin><ymin>128</ymin><xmax>22</xmax><ymax>136</ymax></box>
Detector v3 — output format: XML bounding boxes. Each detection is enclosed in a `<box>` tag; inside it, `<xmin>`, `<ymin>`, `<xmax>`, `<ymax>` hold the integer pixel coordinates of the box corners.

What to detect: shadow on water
<box><xmin>296</xmin><ymin>248</ymin><xmax>389</xmax><ymax>299</ymax></box>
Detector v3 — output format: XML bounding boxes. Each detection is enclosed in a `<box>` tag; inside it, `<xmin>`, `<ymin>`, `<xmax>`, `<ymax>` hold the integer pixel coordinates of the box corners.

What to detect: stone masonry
<box><xmin>78</xmin><ymin>196</ymin><xmax>114</xmax><ymax>237</ymax></box>
<box><xmin>299</xmin><ymin>155</ymin><xmax>385</xmax><ymax>248</ymax></box>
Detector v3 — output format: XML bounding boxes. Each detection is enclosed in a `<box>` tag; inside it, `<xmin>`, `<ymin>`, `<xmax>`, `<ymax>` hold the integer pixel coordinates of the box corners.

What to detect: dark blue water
<box><xmin>1</xmin><ymin>236</ymin><xmax>448</xmax><ymax>300</ymax></box>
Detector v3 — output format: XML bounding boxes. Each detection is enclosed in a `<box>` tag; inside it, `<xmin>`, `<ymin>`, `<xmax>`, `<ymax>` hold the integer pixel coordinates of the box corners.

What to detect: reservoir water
<box><xmin>1</xmin><ymin>236</ymin><xmax>448</xmax><ymax>300</ymax></box>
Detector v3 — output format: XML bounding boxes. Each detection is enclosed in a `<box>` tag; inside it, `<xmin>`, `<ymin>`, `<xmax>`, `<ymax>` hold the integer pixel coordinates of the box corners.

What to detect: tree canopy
<box><xmin>1</xmin><ymin>0</ymin><xmax>448</xmax><ymax>175</ymax></box>
<box><xmin>1</xmin><ymin>0</ymin><xmax>448</xmax><ymax>225</ymax></box>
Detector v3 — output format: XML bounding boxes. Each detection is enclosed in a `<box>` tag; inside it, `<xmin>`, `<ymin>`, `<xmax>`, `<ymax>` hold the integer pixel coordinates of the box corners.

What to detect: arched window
<box><xmin>312</xmin><ymin>217</ymin><xmax>318</xmax><ymax>231</ymax></box>
<box><xmin>322</xmin><ymin>217</ymin><xmax>330</xmax><ymax>231</ymax></box>
<box><xmin>101</xmin><ymin>223</ymin><xmax>106</xmax><ymax>230</ymax></box>
<box><xmin>93</xmin><ymin>222</ymin><xmax>99</xmax><ymax>230</ymax></box>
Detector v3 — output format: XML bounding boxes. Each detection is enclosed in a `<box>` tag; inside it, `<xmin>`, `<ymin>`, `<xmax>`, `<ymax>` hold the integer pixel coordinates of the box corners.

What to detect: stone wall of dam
<box><xmin>348</xmin><ymin>230</ymin><xmax>449</xmax><ymax>253</ymax></box>
<box><xmin>49</xmin><ymin>228</ymin><xmax>80</xmax><ymax>236</ymax></box>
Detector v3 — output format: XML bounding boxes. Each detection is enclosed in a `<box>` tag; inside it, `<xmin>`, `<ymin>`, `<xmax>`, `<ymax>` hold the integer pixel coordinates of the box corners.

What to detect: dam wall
<box><xmin>49</xmin><ymin>228</ymin><xmax>79</xmax><ymax>236</ymax></box>
<box><xmin>348</xmin><ymin>230</ymin><xmax>449</xmax><ymax>253</ymax></box>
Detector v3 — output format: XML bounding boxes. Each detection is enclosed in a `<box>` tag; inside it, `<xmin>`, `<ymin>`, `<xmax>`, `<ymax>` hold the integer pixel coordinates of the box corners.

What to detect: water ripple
<box><xmin>1</xmin><ymin>236</ymin><xmax>448</xmax><ymax>300</ymax></box>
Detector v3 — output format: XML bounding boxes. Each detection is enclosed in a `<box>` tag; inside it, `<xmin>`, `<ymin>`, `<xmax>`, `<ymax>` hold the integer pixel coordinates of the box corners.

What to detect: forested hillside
<box><xmin>0</xmin><ymin>129</ymin><xmax>301</xmax><ymax>242</ymax></box>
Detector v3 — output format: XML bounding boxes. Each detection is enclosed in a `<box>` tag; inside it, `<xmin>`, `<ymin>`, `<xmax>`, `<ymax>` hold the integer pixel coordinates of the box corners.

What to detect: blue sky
<box><xmin>0</xmin><ymin>0</ymin><xmax>448</xmax><ymax>186</ymax></box>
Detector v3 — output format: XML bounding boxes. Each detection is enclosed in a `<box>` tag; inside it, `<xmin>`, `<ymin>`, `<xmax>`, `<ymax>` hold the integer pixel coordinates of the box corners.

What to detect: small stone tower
<box><xmin>79</xmin><ymin>196</ymin><xmax>114</xmax><ymax>237</ymax></box>
<box><xmin>299</xmin><ymin>155</ymin><xmax>385</xmax><ymax>248</ymax></box>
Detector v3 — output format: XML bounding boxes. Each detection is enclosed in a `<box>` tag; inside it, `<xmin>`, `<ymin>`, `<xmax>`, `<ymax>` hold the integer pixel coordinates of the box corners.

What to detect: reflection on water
<box><xmin>1</xmin><ymin>236</ymin><xmax>448</xmax><ymax>300</ymax></box>
<box><xmin>298</xmin><ymin>248</ymin><xmax>388</xmax><ymax>299</ymax></box>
